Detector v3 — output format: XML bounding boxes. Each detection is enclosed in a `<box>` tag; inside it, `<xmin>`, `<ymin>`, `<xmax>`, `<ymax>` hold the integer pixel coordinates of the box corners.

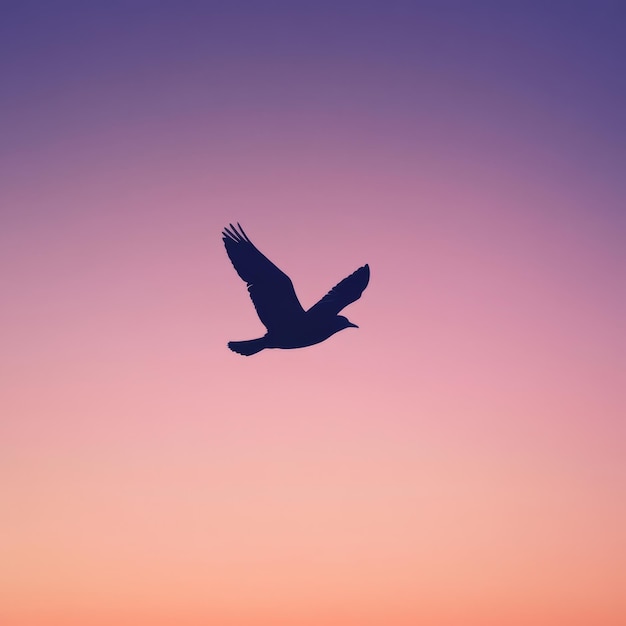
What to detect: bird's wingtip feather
<box><xmin>222</xmin><ymin>223</ymin><xmax>252</xmax><ymax>245</ymax></box>
<box><xmin>237</xmin><ymin>222</ymin><xmax>252</xmax><ymax>243</ymax></box>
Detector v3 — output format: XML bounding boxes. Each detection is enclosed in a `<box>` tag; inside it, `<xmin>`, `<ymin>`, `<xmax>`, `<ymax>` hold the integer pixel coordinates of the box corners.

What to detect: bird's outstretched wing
<box><xmin>307</xmin><ymin>264</ymin><xmax>370</xmax><ymax>317</ymax></box>
<box><xmin>222</xmin><ymin>223</ymin><xmax>305</xmax><ymax>331</ymax></box>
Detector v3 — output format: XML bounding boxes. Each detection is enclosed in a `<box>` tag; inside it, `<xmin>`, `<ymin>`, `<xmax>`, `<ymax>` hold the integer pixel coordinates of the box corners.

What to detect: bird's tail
<box><xmin>228</xmin><ymin>337</ymin><xmax>266</xmax><ymax>356</ymax></box>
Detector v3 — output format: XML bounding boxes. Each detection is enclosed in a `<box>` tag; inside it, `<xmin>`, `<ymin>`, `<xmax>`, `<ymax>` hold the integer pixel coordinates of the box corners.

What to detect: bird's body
<box><xmin>229</xmin><ymin>313</ymin><xmax>357</xmax><ymax>356</ymax></box>
<box><xmin>222</xmin><ymin>223</ymin><xmax>369</xmax><ymax>356</ymax></box>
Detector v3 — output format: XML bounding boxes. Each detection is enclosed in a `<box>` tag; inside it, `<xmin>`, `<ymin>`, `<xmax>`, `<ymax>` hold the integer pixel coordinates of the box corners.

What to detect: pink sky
<box><xmin>1</xmin><ymin>3</ymin><xmax>624</xmax><ymax>625</ymax></box>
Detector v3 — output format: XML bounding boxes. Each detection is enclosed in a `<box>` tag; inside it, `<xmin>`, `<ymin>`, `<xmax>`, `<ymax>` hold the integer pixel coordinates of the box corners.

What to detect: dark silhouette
<box><xmin>222</xmin><ymin>223</ymin><xmax>370</xmax><ymax>356</ymax></box>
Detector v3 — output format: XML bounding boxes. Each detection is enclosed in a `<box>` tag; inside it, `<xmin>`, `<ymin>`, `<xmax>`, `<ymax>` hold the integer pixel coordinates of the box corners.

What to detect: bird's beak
<box><xmin>348</xmin><ymin>322</ymin><xmax>359</xmax><ymax>328</ymax></box>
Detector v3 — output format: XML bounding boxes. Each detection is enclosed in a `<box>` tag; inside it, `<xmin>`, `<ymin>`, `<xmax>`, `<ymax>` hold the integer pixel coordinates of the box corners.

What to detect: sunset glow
<box><xmin>1</xmin><ymin>3</ymin><xmax>624</xmax><ymax>625</ymax></box>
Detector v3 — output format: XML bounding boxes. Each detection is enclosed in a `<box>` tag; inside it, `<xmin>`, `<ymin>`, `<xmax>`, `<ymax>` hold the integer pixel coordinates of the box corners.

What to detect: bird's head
<box><xmin>334</xmin><ymin>315</ymin><xmax>359</xmax><ymax>332</ymax></box>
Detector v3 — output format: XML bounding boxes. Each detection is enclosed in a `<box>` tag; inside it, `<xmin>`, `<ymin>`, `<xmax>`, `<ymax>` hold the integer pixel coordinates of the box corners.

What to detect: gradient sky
<box><xmin>1</xmin><ymin>2</ymin><xmax>624</xmax><ymax>625</ymax></box>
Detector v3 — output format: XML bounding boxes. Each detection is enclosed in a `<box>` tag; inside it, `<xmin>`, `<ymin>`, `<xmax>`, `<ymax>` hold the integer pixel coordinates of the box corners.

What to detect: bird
<box><xmin>222</xmin><ymin>223</ymin><xmax>370</xmax><ymax>356</ymax></box>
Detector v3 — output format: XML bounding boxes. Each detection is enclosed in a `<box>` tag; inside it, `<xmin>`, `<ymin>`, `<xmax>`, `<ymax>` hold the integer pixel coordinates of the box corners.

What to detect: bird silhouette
<box><xmin>222</xmin><ymin>223</ymin><xmax>370</xmax><ymax>356</ymax></box>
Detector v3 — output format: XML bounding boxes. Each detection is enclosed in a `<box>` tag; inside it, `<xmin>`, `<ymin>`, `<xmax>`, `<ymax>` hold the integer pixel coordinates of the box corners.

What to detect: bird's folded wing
<box><xmin>307</xmin><ymin>264</ymin><xmax>370</xmax><ymax>317</ymax></box>
<box><xmin>223</xmin><ymin>223</ymin><xmax>305</xmax><ymax>331</ymax></box>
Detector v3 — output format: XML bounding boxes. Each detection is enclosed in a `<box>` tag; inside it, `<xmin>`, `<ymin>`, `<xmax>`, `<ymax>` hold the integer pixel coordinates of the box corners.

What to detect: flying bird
<box><xmin>222</xmin><ymin>223</ymin><xmax>369</xmax><ymax>356</ymax></box>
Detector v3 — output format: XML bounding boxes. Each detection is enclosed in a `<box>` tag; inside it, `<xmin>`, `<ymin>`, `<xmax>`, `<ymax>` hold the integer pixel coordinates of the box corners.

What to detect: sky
<box><xmin>1</xmin><ymin>2</ymin><xmax>624</xmax><ymax>625</ymax></box>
